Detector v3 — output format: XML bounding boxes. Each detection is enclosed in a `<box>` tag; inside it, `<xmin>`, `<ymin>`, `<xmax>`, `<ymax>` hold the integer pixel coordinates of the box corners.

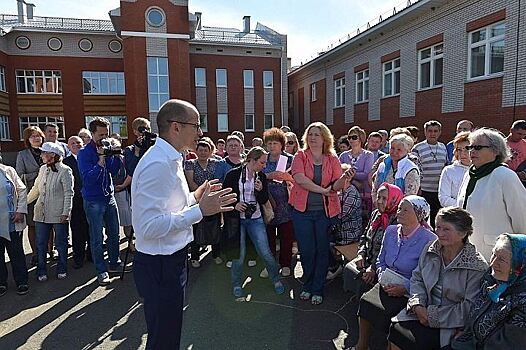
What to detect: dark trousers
<box><xmin>0</xmin><ymin>231</ymin><xmax>28</xmax><ymax>287</ymax></box>
<box><xmin>190</xmin><ymin>242</ymin><xmax>220</xmax><ymax>260</ymax></box>
<box><xmin>421</xmin><ymin>191</ymin><xmax>441</xmax><ymax>229</ymax></box>
<box><xmin>134</xmin><ymin>249</ymin><xmax>187</xmax><ymax>350</ymax></box>
<box><xmin>70</xmin><ymin>196</ymin><xmax>91</xmax><ymax>265</ymax></box>
<box><xmin>388</xmin><ymin>320</ymin><xmax>441</xmax><ymax>350</ymax></box>
<box><xmin>266</xmin><ymin>220</ymin><xmax>294</xmax><ymax>268</ymax></box>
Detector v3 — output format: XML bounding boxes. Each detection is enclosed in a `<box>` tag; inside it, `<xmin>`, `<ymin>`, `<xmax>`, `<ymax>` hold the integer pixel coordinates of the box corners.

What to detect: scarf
<box><xmin>488</xmin><ymin>233</ymin><xmax>526</xmax><ymax>302</ymax></box>
<box><xmin>376</xmin><ymin>155</ymin><xmax>418</xmax><ymax>192</ymax></box>
<box><xmin>403</xmin><ymin>195</ymin><xmax>431</xmax><ymax>228</ymax></box>
<box><xmin>30</xmin><ymin>147</ymin><xmax>43</xmax><ymax>166</ymax></box>
<box><xmin>462</xmin><ymin>159</ymin><xmax>503</xmax><ymax>209</ymax></box>
<box><xmin>371</xmin><ymin>182</ymin><xmax>404</xmax><ymax>231</ymax></box>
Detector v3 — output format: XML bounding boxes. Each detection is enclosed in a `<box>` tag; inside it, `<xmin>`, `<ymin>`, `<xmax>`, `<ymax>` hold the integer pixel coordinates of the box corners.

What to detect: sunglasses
<box><xmin>286</xmin><ymin>141</ymin><xmax>295</xmax><ymax>145</ymax></box>
<box><xmin>465</xmin><ymin>145</ymin><xmax>491</xmax><ymax>151</ymax></box>
<box><xmin>348</xmin><ymin>135</ymin><xmax>359</xmax><ymax>141</ymax></box>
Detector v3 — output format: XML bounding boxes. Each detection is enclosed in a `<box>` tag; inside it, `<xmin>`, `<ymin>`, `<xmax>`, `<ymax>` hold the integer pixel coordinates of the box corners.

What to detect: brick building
<box><xmin>0</xmin><ymin>0</ymin><xmax>287</xmax><ymax>163</ymax></box>
<box><xmin>288</xmin><ymin>0</ymin><xmax>526</xmax><ymax>141</ymax></box>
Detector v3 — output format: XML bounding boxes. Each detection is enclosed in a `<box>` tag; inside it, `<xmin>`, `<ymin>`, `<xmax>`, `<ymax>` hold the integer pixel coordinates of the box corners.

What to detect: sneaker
<box><xmin>281</xmin><ymin>267</ymin><xmax>291</xmax><ymax>277</ymax></box>
<box><xmin>259</xmin><ymin>268</ymin><xmax>269</xmax><ymax>278</ymax></box>
<box><xmin>0</xmin><ymin>286</ymin><xmax>7</xmax><ymax>297</ymax></box>
<box><xmin>247</xmin><ymin>260</ymin><xmax>257</xmax><ymax>267</ymax></box>
<box><xmin>326</xmin><ymin>265</ymin><xmax>343</xmax><ymax>280</ymax></box>
<box><xmin>38</xmin><ymin>275</ymin><xmax>48</xmax><ymax>282</ymax></box>
<box><xmin>57</xmin><ymin>273</ymin><xmax>67</xmax><ymax>280</ymax></box>
<box><xmin>190</xmin><ymin>260</ymin><xmax>201</xmax><ymax>268</ymax></box>
<box><xmin>97</xmin><ymin>272</ymin><xmax>111</xmax><ymax>286</ymax></box>
<box><xmin>274</xmin><ymin>281</ymin><xmax>285</xmax><ymax>295</ymax></box>
<box><xmin>213</xmin><ymin>257</ymin><xmax>223</xmax><ymax>265</ymax></box>
<box><xmin>16</xmin><ymin>285</ymin><xmax>29</xmax><ymax>295</ymax></box>
<box><xmin>226</xmin><ymin>261</ymin><xmax>232</xmax><ymax>268</ymax></box>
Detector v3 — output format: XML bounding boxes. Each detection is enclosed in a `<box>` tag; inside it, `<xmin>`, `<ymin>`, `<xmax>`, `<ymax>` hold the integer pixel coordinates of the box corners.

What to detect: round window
<box><xmin>108</xmin><ymin>39</ymin><xmax>122</xmax><ymax>53</ymax></box>
<box><xmin>47</xmin><ymin>37</ymin><xmax>63</xmax><ymax>51</ymax></box>
<box><xmin>15</xmin><ymin>36</ymin><xmax>31</xmax><ymax>50</ymax></box>
<box><xmin>78</xmin><ymin>38</ymin><xmax>93</xmax><ymax>52</ymax></box>
<box><xmin>146</xmin><ymin>8</ymin><xmax>165</xmax><ymax>27</ymax></box>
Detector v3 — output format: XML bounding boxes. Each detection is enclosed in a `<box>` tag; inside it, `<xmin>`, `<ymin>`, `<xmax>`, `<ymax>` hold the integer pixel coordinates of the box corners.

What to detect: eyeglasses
<box><xmin>167</xmin><ymin>120</ymin><xmax>201</xmax><ymax>130</ymax></box>
<box><xmin>286</xmin><ymin>141</ymin><xmax>295</xmax><ymax>145</ymax></box>
<box><xmin>348</xmin><ymin>135</ymin><xmax>359</xmax><ymax>141</ymax></box>
<box><xmin>465</xmin><ymin>145</ymin><xmax>491</xmax><ymax>151</ymax></box>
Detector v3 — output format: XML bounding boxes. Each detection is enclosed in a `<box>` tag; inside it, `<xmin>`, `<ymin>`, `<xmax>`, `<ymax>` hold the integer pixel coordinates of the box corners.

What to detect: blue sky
<box><xmin>0</xmin><ymin>0</ymin><xmax>403</xmax><ymax>65</ymax></box>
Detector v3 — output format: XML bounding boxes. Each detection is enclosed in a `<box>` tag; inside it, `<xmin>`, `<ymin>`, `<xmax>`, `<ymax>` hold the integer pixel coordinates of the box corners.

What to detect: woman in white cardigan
<box><xmin>28</xmin><ymin>142</ymin><xmax>73</xmax><ymax>281</ymax></box>
<box><xmin>438</xmin><ymin>132</ymin><xmax>470</xmax><ymax>207</ymax></box>
<box><xmin>457</xmin><ymin>128</ymin><xmax>526</xmax><ymax>260</ymax></box>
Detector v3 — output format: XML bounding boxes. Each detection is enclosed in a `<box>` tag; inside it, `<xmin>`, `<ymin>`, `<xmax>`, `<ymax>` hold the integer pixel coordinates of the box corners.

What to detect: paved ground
<box><xmin>0</xmin><ymin>231</ymin><xmax>388</xmax><ymax>350</ymax></box>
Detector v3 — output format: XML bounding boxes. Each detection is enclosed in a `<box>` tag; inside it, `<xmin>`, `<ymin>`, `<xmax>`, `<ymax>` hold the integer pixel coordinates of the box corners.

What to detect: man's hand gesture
<box><xmin>198</xmin><ymin>179</ymin><xmax>237</xmax><ymax>216</ymax></box>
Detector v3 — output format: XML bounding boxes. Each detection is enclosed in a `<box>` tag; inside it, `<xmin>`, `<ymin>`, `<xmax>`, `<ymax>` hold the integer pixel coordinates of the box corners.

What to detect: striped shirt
<box><xmin>412</xmin><ymin>141</ymin><xmax>448</xmax><ymax>192</ymax></box>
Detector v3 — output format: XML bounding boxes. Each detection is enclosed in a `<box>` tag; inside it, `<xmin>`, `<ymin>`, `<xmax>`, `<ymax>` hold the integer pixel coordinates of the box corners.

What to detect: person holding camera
<box><xmin>77</xmin><ymin>117</ymin><xmax>123</xmax><ymax>286</ymax></box>
<box><xmin>124</xmin><ymin>117</ymin><xmax>154</xmax><ymax>178</ymax></box>
<box><xmin>223</xmin><ymin>146</ymin><xmax>285</xmax><ymax>298</ymax></box>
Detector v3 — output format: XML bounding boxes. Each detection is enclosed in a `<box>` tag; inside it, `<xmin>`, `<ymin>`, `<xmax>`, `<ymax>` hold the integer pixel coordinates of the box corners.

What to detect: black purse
<box><xmin>193</xmin><ymin>213</ymin><xmax>221</xmax><ymax>245</ymax></box>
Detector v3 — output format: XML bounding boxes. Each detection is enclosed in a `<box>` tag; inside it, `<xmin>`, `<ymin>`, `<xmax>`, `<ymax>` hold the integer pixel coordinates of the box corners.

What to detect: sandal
<box><xmin>299</xmin><ymin>291</ymin><xmax>311</xmax><ymax>300</ymax></box>
<box><xmin>311</xmin><ymin>295</ymin><xmax>323</xmax><ymax>305</ymax></box>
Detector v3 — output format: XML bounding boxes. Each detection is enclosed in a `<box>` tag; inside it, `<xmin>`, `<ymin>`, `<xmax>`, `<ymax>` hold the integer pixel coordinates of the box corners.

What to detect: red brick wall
<box><xmin>310</xmin><ymin>79</ymin><xmax>326</xmax><ymax>120</ymax></box>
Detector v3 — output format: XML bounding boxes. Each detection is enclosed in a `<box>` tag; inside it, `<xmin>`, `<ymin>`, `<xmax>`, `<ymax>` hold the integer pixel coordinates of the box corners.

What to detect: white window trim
<box><xmin>418</xmin><ymin>43</ymin><xmax>444</xmax><ymax>91</ymax></box>
<box><xmin>0</xmin><ymin>115</ymin><xmax>10</xmax><ymax>140</ymax></box>
<box><xmin>382</xmin><ymin>58</ymin><xmax>401</xmax><ymax>98</ymax></box>
<box><xmin>147</xmin><ymin>57</ymin><xmax>169</xmax><ymax>112</ymax></box>
<box><xmin>264</xmin><ymin>114</ymin><xmax>274</xmax><ymax>130</ymax></box>
<box><xmin>263</xmin><ymin>71</ymin><xmax>273</xmax><ymax>88</ymax></box>
<box><xmin>355</xmin><ymin>69</ymin><xmax>369</xmax><ymax>103</ymax></box>
<box><xmin>243</xmin><ymin>70</ymin><xmax>254</xmax><ymax>88</ymax></box>
<box><xmin>218</xmin><ymin>114</ymin><xmax>229</xmax><ymax>132</ymax></box>
<box><xmin>334</xmin><ymin>77</ymin><xmax>345</xmax><ymax>108</ymax></box>
<box><xmin>216</xmin><ymin>69</ymin><xmax>227</xmax><ymax>88</ymax></box>
<box><xmin>19</xmin><ymin>116</ymin><xmax>65</xmax><ymax>140</ymax></box>
<box><xmin>195</xmin><ymin>68</ymin><xmax>206</xmax><ymax>87</ymax></box>
<box><xmin>311</xmin><ymin>83</ymin><xmax>317</xmax><ymax>102</ymax></box>
<box><xmin>85</xmin><ymin>116</ymin><xmax>128</xmax><ymax>139</ymax></box>
<box><xmin>244</xmin><ymin>114</ymin><xmax>255</xmax><ymax>132</ymax></box>
<box><xmin>467</xmin><ymin>21</ymin><xmax>505</xmax><ymax>81</ymax></box>
<box><xmin>0</xmin><ymin>66</ymin><xmax>6</xmax><ymax>93</ymax></box>
<box><xmin>16</xmin><ymin>70</ymin><xmax>62</xmax><ymax>94</ymax></box>
<box><xmin>82</xmin><ymin>71</ymin><xmax>125</xmax><ymax>95</ymax></box>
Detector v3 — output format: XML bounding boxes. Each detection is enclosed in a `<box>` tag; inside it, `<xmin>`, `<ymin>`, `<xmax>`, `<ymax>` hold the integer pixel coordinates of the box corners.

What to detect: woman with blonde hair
<box><xmin>290</xmin><ymin>122</ymin><xmax>351</xmax><ymax>304</ymax></box>
<box><xmin>285</xmin><ymin>131</ymin><xmax>299</xmax><ymax>155</ymax></box>
<box><xmin>438</xmin><ymin>132</ymin><xmax>471</xmax><ymax>207</ymax></box>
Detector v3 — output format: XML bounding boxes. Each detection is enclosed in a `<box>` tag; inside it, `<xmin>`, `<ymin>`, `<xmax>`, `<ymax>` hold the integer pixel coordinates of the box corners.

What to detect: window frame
<box><xmin>216</xmin><ymin>69</ymin><xmax>227</xmax><ymax>88</ymax></box>
<box><xmin>0</xmin><ymin>115</ymin><xmax>10</xmax><ymax>140</ymax></box>
<box><xmin>310</xmin><ymin>83</ymin><xmax>317</xmax><ymax>102</ymax></box>
<box><xmin>244</xmin><ymin>113</ymin><xmax>255</xmax><ymax>132</ymax></box>
<box><xmin>19</xmin><ymin>116</ymin><xmax>65</xmax><ymax>140</ymax></box>
<box><xmin>243</xmin><ymin>70</ymin><xmax>254</xmax><ymax>88</ymax></box>
<box><xmin>194</xmin><ymin>68</ymin><xmax>206</xmax><ymax>87</ymax></box>
<box><xmin>334</xmin><ymin>77</ymin><xmax>346</xmax><ymax>108</ymax></box>
<box><xmin>0</xmin><ymin>66</ymin><xmax>6</xmax><ymax>92</ymax></box>
<box><xmin>147</xmin><ymin>57</ymin><xmax>169</xmax><ymax>112</ymax></box>
<box><xmin>16</xmin><ymin>70</ymin><xmax>62</xmax><ymax>94</ymax></box>
<box><xmin>355</xmin><ymin>69</ymin><xmax>369</xmax><ymax>103</ymax></box>
<box><xmin>85</xmin><ymin>116</ymin><xmax>128</xmax><ymax>139</ymax></box>
<box><xmin>383</xmin><ymin>58</ymin><xmax>401</xmax><ymax>98</ymax></box>
<box><xmin>418</xmin><ymin>43</ymin><xmax>444</xmax><ymax>90</ymax></box>
<box><xmin>82</xmin><ymin>71</ymin><xmax>125</xmax><ymax>95</ymax></box>
<box><xmin>218</xmin><ymin>113</ymin><xmax>229</xmax><ymax>132</ymax></box>
<box><xmin>467</xmin><ymin>21</ymin><xmax>505</xmax><ymax>80</ymax></box>
<box><xmin>264</xmin><ymin>114</ymin><xmax>274</xmax><ymax>130</ymax></box>
<box><xmin>263</xmin><ymin>71</ymin><xmax>273</xmax><ymax>88</ymax></box>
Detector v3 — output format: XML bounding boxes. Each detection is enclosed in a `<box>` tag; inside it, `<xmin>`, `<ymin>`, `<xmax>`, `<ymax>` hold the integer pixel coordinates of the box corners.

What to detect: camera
<box><xmin>137</xmin><ymin>126</ymin><xmax>157</xmax><ymax>150</ymax></box>
<box><xmin>100</xmin><ymin>139</ymin><xmax>123</xmax><ymax>156</ymax></box>
<box><xmin>244</xmin><ymin>202</ymin><xmax>258</xmax><ymax>219</ymax></box>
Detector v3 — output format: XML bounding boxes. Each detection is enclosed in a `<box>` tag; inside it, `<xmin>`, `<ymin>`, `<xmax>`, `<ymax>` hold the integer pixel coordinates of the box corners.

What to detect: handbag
<box><xmin>261</xmin><ymin>201</ymin><xmax>275</xmax><ymax>225</ymax></box>
<box><xmin>193</xmin><ymin>213</ymin><xmax>221</xmax><ymax>245</ymax></box>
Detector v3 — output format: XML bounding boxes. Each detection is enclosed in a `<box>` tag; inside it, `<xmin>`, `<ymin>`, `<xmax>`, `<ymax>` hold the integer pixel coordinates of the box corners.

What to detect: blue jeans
<box><xmin>35</xmin><ymin>222</ymin><xmax>69</xmax><ymax>277</ymax></box>
<box><xmin>231</xmin><ymin>217</ymin><xmax>280</xmax><ymax>288</ymax></box>
<box><xmin>84</xmin><ymin>197</ymin><xmax>121</xmax><ymax>274</ymax></box>
<box><xmin>292</xmin><ymin>209</ymin><xmax>331</xmax><ymax>296</ymax></box>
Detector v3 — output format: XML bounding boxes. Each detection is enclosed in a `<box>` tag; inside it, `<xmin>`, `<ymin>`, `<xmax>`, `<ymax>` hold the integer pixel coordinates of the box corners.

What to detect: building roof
<box><xmin>0</xmin><ymin>14</ymin><xmax>115</xmax><ymax>35</ymax></box>
<box><xmin>191</xmin><ymin>25</ymin><xmax>282</xmax><ymax>47</ymax></box>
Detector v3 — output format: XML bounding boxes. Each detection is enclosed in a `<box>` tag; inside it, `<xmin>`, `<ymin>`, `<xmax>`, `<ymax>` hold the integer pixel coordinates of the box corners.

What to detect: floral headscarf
<box><xmin>488</xmin><ymin>233</ymin><xmax>526</xmax><ymax>302</ymax></box>
<box><xmin>371</xmin><ymin>182</ymin><xmax>404</xmax><ymax>231</ymax></box>
<box><xmin>402</xmin><ymin>195</ymin><xmax>430</xmax><ymax>225</ymax></box>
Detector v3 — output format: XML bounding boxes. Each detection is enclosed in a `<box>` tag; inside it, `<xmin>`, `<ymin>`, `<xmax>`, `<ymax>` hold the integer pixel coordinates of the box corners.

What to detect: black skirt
<box><xmin>358</xmin><ymin>282</ymin><xmax>408</xmax><ymax>333</ymax></box>
<box><xmin>343</xmin><ymin>260</ymin><xmax>375</xmax><ymax>297</ymax></box>
<box><xmin>388</xmin><ymin>320</ymin><xmax>441</xmax><ymax>350</ymax></box>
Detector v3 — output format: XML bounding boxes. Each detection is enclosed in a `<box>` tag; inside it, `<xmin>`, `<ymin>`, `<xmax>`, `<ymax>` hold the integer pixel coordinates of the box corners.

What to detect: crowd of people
<box><xmin>1</xmin><ymin>101</ymin><xmax>526</xmax><ymax>349</ymax></box>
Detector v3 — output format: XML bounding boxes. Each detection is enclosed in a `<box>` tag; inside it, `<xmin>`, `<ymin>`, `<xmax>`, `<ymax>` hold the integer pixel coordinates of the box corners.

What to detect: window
<box><xmin>83</xmin><ymin>72</ymin><xmax>125</xmax><ymax>94</ymax></box>
<box><xmin>146</xmin><ymin>8</ymin><xmax>165</xmax><ymax>27</ymax></box>
<box><xmin>263</xmin><ymin>71</ymin><xmax>273</xmax><ymax>88</ymax></box>
<box><xmin>147</xmin><ymin>57</ymin><xmax>169</xmax><ymax>112</ymax></box>
<box><xmin>195</xmin><ymin>68</ymin><xmax>206</xmax><ymax>87</ymax></box>
<box><xmin>216</xmin><ymin>69</ymin><xmax>227</xmax><ymax>87</ymax></box>
<box><xmin>468</xmin><ymin>22</ymin><xmax>505</xmax><ymax>79</ymax></box>
<box><xmin>0</xmin><ymin>115</ymin><xmax>9</xmax><ymax>140</ymax></box>
<box><xmin>16</xmin><ymin>70</ymin><xmax>62</xmax><ymax>94</ymax></box>
<box><xmin>218</xmin><ymin>114</ymin><xmax>228</xmax><ymax>132</ymax></box>
<box><xmin>418</xmin><ymin>44</ymin><xmax>443</xmax><ymax>89</ymax></box>
<box><xmin>245</xmin><ymin>114</ymin><xmax>255</xmax><ymax>132</ymax></box>
<box><xmin>334</xmin><ymin>77</ymin><xmax>345</xmax><ymax>108</ymax></box>
<box><xmin>0</xmin><ymin>66</ymin><xmax>5</xmax><ymax>92</ymax></box>
<box><xmin>264</xmin><ymin>114</ymin><xmax>274</xmax><ymax>130</ymax></box>
<box><xmin>199</xmin><ymin>114</ymin><xmax>208</xmax><ymax>132</ymax></box>
<box><xmin>383</xmin><ymin>58</ymin><xmax>401</xmax><ymax>97</ymax></box>
<box><xmin>355</xmin><ymin>69</ymin><xmax>369</xmax><ymax>103</ymax></box>
<box><xmin>85</xmin><ymin>116</ymin><xmax>128</xmax><ymax>138</ymax></box>
<box><xmin>243</xmin><ymin>70</ymin><xmax>254</xmax><ymax>88</ymax></box>
<box><xmin>19</xmin><ymin>116</ymin><xmax>64</xmax><ymax>140</ymax></box>
<box><xmin>311</xmin><ymin>83</ymin><xmax>317</xmax><ymax>102</ymax></box>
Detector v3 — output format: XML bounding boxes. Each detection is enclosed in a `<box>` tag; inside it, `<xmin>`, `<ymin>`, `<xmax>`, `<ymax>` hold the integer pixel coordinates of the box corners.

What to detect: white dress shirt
<box><xmin>131</xmin><ymin>137</ymin><xmax>203</xmax><ymax>255</ymax></box>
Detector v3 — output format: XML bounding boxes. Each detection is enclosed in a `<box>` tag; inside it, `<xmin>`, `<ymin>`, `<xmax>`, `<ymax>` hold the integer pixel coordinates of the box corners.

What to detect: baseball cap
<box><xmin>40</xmin><ymin>142</ymin><xmax>65</xmax><ymax>157</ymax></box>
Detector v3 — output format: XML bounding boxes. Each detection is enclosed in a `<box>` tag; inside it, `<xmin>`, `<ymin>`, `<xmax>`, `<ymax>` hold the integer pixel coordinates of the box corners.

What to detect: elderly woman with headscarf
<box><xmin>351</xmin><ymin>196</ymin><xmax>436</xmax><ymax>350</ymax></box>
<box><xmin>344</xmin><ymin>183</ymin><xmax>404</xmax><ymax>295</ymax></box>
<box><xmin>457</xmin><ymin>128</ymin><xmax>526</xmax><ymax>260</ymax></box>
<box><xmin>451</xmin><ymin>233</ymin><xmax>526</xmax><ymax>349</ymax></box>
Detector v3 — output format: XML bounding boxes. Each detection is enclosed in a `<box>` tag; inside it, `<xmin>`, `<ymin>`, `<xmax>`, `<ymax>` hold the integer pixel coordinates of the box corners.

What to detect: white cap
<box><xmin>40</xmin><ymin>142</ymin><xmax>64</xmax><ymax>157</ymax></box>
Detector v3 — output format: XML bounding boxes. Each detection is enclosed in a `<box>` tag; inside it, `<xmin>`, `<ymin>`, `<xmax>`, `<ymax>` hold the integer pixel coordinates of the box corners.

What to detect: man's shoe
<box><xmin>0</xmin><ymin>285</ymin><xmax>7</xmax><ymax>297</ymax></box>
<box><xmin>97</xmin><ymin>272</ymin><xmax>111</xmax><ymax>286</ymax></box>
<box><xmin>16</xmin><ymin>285</ymin><xmax>29</xmax><ymax>295</ymax></box>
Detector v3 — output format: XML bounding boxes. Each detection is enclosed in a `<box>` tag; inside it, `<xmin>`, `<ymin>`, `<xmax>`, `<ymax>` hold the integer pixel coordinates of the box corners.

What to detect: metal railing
<box><xmin>193</xmin><ymin>28</ymin><xmax>281</xmax><ymax>46</ymax></box>
<box><xmin>0</xmin><ymin>14</ymin><xmax>114</xmax><ymax>31</ymax></box>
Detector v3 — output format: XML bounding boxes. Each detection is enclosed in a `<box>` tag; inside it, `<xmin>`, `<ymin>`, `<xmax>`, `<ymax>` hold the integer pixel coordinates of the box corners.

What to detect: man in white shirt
<box><xmin>132</xmin><ymin>99</ymin><xmax>236</xmax><ymax>349</ymax></box>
